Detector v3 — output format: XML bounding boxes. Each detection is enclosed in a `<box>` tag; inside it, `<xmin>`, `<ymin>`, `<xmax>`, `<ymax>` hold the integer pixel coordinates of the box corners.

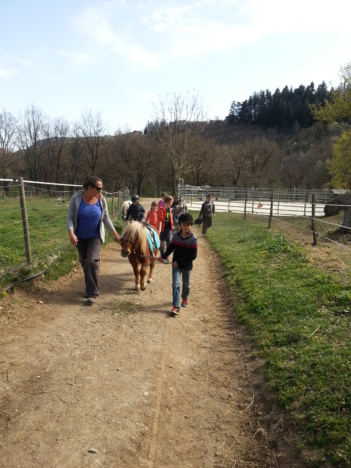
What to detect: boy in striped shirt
<box><xmin>161</xmin><ymin>212</ymin><xmax>198</xmax><ymax>316</ymax></box>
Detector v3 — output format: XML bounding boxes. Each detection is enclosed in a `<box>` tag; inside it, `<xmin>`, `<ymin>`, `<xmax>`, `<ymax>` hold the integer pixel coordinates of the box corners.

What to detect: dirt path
<box><xmin>0</xmin><ymin>233</ymin><xmax>303</xmax><ymax>467</ymax></box>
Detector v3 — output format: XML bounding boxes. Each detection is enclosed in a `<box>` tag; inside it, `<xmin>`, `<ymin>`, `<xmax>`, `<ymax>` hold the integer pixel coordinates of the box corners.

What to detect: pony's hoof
<box><xmin>135</xmin><ymin>285</ymin><xmax>140</xmax><ymax>292</ymax></box>
<box><xmin>147</xmin><ymin>279</ymin><xmax>152</xmax><ymax>284</ymax></box>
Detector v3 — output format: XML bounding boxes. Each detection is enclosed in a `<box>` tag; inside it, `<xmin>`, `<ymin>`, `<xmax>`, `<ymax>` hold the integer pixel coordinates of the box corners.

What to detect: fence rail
<box><xmin>1</xmin><ymin>179</ymin><xmax>349</xmax><ymax>289</ymax></box>
<box><xmin>0</xmin><ymin>178</ymin><xmax>128</xmax><ymax>288</ymax></box>
<box><xmin>178</xmin><ymin>185</ymin><xmax>337</xmax><ymax>207</ymax></box>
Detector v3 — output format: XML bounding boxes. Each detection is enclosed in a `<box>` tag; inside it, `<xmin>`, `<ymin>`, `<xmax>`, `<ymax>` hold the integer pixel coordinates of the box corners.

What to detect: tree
<box><xmin>63</xmin><ymin>136</ymin><xmax>85</xmax><ymax>186</ymax></box>
<box><xmin>17</xmin><ymin>105</ymin><xmax>47</xmax><ymax>182</ymax></box>
<box><xmin>111</xmin><ymin>131</ymin><xmax>154</xmax><ymax>195</ymax></box>
<box><xmin>0</xmin><ymin>109</ymin><xmax>18</xmax><ymax>180</ymax></box>
<box><xmin>74</xmin><ymin>110</ymin><xmax>108</xmax><ymax>175</ymax></box>
<box><xmin>146</xmin><ymin>90</ymin><xmax>206</xmax><ymax>195</ymax></box>
<box><xmin>311</xmin><ymin>62</ymin><xmax>351</xmax><ymax>189</ymax></box>
<box><xmin>324</xmin><ymin>193</ymin><xmax>351</xmax><ymax>234</ymax></box>
<box><xmin>185</xmin><ymin>134</ymin><xmax>216</xmax><ymax>187</ymax></box>
<box><xmin>41</xmin><ymin>117</ymin><xmax>70</xmax><ymax>183</ymax></box>
<box><xmin>216</xmin><ymin>144</ymin><xmax>248</xmax><ymax>187</ymax></box>
<box><xmin>240</xmin><ymin>137</ymin><xmax>281</xmax><ymax>187</ymax></box>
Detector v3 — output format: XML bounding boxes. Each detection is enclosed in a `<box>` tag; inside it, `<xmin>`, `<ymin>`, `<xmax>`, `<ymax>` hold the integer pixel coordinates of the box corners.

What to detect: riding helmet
<box><xmin>178</xmin><ymin>212</ymin><xmax>193</xmax><ymax>225</ymax></box>
<box><xmin>131</xmin><ymin>194</ymin><xmax>139</xmax><ymax>202</ymax></box>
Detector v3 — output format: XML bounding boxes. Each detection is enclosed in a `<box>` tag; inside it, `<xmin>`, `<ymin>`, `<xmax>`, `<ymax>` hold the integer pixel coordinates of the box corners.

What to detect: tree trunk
<box><xmin>337</xmin><ymin>209</ymin><xmax>351</xmax><ymax>234</ymax></box>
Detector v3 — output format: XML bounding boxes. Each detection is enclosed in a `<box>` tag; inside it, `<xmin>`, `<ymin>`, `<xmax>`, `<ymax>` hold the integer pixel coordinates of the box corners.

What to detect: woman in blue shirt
<box><xmin>67</xmin><ymin>176</ymin><xmax>121</xmax><ymax>304</ymax></box>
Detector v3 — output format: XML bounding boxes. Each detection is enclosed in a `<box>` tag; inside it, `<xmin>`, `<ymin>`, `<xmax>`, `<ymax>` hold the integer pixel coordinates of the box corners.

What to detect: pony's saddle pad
<box><xmin>145</xmin><ymin>223</ymin><xmax>160</xmax><ymax>252</ymax></box>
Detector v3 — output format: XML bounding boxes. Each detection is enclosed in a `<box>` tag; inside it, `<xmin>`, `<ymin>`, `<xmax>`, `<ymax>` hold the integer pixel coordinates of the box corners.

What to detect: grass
<box><xmin>203</xmin><ymin>212</ymin><xmax>351</xmax><ymax>466</ymax></box>
<box><xmin>0</xmin><ymin>197</ymin><xmax>124</xmax><ymax>291</ymax></box>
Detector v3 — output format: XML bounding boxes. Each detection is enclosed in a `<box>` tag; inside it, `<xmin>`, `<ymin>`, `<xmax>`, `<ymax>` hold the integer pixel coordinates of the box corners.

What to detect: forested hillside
<box><xmin>1</xmin><ymin>68</ymin><xmax>350</xmax><ymax>196</ymax></box>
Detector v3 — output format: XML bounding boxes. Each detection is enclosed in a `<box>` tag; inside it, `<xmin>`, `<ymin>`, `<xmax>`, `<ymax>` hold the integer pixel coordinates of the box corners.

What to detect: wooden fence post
<box><xmin>311</xmin><ymin>193</ymin><xmax>318</xmax><ymax>245</ymax></box>
<box><xmin>111</xmin><ymin>192</ymin><xmax>115</xmax><ymax>218</ymax></box>
<box><xmin>268</xmin><ymin>190</ymin><xmax>274</xmax><ymax>228</ymax></box>
<box><xmin>19</xmin><ymin>177</ymin><xmax>32</xmax><ymax>264</ymax></box>
<box><xmin>244</xmin><ymin>193</ymin><xmax>248</xmax><ymax>219</ymax></box>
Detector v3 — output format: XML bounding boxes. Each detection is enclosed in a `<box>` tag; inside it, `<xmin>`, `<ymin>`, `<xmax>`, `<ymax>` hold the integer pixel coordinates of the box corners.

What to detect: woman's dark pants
<box><xmin>76</xmin><ymin>237</ymin><xmax>102</xmax><ymax>297</ymax></box>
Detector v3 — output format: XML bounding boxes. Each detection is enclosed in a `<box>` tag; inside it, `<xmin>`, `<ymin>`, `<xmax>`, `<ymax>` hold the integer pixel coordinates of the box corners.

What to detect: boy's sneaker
<box><xmin>181</xmin><ymin>299</ymin><xmax>188</xmax><ymax>308</ymax></box>
<box><xmin>171</xmin><ymin>306</ymin><xmax>180</xmax><ymax>315</ymax></box>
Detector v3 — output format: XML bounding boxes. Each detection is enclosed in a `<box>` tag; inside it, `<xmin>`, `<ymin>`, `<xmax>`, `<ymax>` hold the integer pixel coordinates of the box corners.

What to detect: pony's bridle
<box><xmin>120</xmin><ymin>235</ymin><xmax>157</xmax><ymax>263</ymax></box>
<box><xmin>120</xmin><ymin>235</ymin><xmax>136</xmax><ymax>258</ymax></box>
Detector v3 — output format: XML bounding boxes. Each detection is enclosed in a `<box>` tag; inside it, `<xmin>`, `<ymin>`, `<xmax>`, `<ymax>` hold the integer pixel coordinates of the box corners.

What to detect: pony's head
<box><xmin>120</xmin><ymin>222</ymin><xmax>148</xmax><ymax>258</ymax></box>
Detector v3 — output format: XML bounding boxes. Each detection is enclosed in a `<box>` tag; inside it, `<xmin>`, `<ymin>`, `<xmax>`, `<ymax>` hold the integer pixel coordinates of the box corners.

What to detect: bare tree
<box><xmin>74</xmin><ymin>110</ymin><xmax>108</xmax><ymax>175</ymax></box>
<box><xmin>239</xmin><ymin>137</ymin><xmax>281</xmax><ymax>187</ymax></box>
<box><xmin>186</xmin><ymin>134</ymin><xmax>216</xmax><ymax>186</ymax></box>
<box><xmin>147</xmin><ymin>90</ymin><xmax>206</xmax><ymax>194</ymax></box>
<box><xmin>0</xmin><ymin>109</ymin><xmax>18</xmax><ymax>179</ymax></box>
<box><xmin>41</xmin><ymin>117</ymin><xmax>70</xmax><ymax>183</ymax></box>
<box><xmin>111</xmin><ymin>131</ymin><xmax>154</xmax><ymax>195</ymax></box>
<box><xmin>17</xmin><ymin>105</ymin><xmax>47</xmax><ymax>182</ymax></box>
<box><xmin>63</xmin><ymin>136</ymin><xmax>86</xmax><ymax>186</ymax></box>
<box><xmin>216</xmin><ymin>143</ymin><xmax>248</xmax><ymax>187</ymax></box>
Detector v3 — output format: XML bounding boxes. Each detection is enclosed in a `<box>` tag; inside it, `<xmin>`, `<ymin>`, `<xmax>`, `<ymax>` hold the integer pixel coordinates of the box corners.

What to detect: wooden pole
<box><xmin>311</xmin><ymin>193</ymin><xmax>318</xmax><ymax>245</ymax></box>
<box><xmin>268</xmin><ymin>190</ymin><xmax>273</xmax><ymax>228</ymax></box>
<box><xmin>244</xmin><ymin>193</ymin><xmax>248</xmax><ymax>220</ymax></box>
<box><xmin>18</xmin><ymin>177</ymin><xmax>32</xmax><ymax>264</ymax></box>
<box><xmin>111</xmin><ymin>192</ymin><xmax>115</xmax><ymax>218</ymax></box>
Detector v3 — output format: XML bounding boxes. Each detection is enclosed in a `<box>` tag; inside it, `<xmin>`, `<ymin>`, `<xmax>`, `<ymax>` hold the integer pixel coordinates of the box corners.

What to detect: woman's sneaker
<box><xmin>171</xmin><ymin>306</ymin><xmax>180</xmax><ymax>315</ymax></box>
<box><xmin>181</xmin><ymin>299</ymin><xmax>188</xmax><ymax>308</ymax></box>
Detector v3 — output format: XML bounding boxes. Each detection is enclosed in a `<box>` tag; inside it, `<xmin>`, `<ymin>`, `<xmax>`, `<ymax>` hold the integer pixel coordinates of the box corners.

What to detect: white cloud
<box><xmin>58</xmin><ymin>50</ymin><xmax>91</xmax><ymax>67</ymax></box>
<box><xmin>70</xmin><ymin>0</ymin><xmax>351</xmax><ymax>70</ymax></box>
<box><xmin>0</xmin><ymin>67</ymin><xmax>16</xmax><ymax>79</ymax></box>
<box><xmin>72</xmin><ymin>4</ymin><xmax>160</xmax><ymax>69</ymax></box>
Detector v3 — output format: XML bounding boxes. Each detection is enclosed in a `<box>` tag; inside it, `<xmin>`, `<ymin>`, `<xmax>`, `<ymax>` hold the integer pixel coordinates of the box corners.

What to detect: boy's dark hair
<box><xmin>179</xmin><ymin>212</ymin><xmax>193</xmax><ymax>224</ymax></box>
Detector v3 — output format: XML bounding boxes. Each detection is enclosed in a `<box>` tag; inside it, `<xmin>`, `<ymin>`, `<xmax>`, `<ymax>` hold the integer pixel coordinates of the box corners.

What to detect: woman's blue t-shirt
<box><xmin>75</xmin><ymin>199</ymin><xmax>101</xmax><ymax>239</ymax></box>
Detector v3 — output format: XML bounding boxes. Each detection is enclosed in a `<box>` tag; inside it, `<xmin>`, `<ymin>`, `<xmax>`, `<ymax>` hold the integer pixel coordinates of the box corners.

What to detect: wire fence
<box><xmin>180</xmin><ymin>185</ymin><xmax>351</xmax><ymax>253</ymax></box>
<box><xmin>0</xmin><ymin>178</ymin><xmax>128</xmax><ymax>288</ymax></box>
<box><xmin>1</xmin><ymin>179</ymin><xmax>350</xmax><ymax>288</ymax></box>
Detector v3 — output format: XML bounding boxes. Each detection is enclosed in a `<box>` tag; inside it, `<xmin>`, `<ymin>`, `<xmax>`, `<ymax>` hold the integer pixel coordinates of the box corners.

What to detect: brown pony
<box><xmin>120</xmin><ymin>222</ymin><xmax>159</xmax><ymax>291</ymax></box>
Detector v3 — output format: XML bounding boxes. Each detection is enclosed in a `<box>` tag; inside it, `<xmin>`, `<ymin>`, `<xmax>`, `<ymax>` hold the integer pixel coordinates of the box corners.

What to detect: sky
<box><xmin>1</xmin><ymin>0</ymin><xmax>351</xmax><ymax>134</ymax></box>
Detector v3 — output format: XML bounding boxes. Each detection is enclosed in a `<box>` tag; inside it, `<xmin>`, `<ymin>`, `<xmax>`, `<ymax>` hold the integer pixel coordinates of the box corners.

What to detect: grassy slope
<box><xmin>202</xmin><ymin>212</ymin><xmax>351</xmax><ymax>466</ymax></box>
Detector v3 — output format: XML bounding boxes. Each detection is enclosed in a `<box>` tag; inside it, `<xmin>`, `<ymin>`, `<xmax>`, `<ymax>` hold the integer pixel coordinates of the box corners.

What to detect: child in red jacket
<box><xmin>157</xmin><ymin>195</ymin><xmax>173</xmax><ymax>256</ymax></box>
<box><xmin>145</xmin><ymin>201</ymin><xmax>158</xmax><ymax>229</ymax></box>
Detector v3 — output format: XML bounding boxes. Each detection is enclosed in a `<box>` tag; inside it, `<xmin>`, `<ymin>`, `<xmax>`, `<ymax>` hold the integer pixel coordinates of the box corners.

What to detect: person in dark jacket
<box><xmin>161</xmin><ymin>212</ymin><xmax>198</xmax><ymax>316</ymax></box>
<box><xmin>125</xmin><ymin>194</ymin><xmax>145</xmax><ymax>222</ymax></box>
<box><xmin>199</xmin><ymin>193</ymin><xmax>215</xmax><ymax>236</ymax></box>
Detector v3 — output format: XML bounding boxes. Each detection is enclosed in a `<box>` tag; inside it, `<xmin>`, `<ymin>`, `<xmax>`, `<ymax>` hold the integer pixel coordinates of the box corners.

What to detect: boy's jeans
<box><xmin>172</xmin><ymin>266</ymin><xmax>191</xmax><ymax>307</ymax></box>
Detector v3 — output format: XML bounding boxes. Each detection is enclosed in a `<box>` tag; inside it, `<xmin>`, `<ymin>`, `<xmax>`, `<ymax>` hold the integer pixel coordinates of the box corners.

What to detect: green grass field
<box><xmin>0</xmin><ymin>197</ymin><xmax>123</xmax><ymax>291</ymax></box>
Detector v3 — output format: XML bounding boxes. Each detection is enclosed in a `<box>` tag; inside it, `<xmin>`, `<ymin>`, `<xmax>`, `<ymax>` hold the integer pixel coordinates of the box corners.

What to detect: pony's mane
<box><xmin>122</xmin><ymin>222</ymin><xmax>148</xmax><ymax>254</ymax></box>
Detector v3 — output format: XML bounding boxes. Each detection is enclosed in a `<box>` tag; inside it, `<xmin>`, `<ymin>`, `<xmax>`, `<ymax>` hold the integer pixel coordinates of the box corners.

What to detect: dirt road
<box><xmin>0</xmin><ymin>233</ymin><xmax>303</xmax><ymax>467</ymax></box>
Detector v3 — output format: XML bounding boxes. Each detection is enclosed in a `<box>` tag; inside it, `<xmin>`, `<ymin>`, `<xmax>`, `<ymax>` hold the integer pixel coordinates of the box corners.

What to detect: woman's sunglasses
<box><xmin>92</xmin><ymin>185</ymin><xmax>102</xmax><ymax>191</ymax></box>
